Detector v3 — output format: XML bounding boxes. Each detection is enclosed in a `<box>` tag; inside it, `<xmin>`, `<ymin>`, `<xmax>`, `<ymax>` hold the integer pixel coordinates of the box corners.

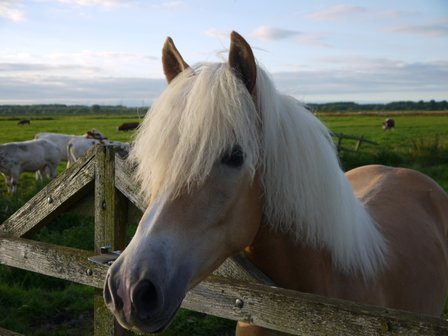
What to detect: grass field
<box><xmin>3</xmin><ymin>113</ymin><xmax>446</xmax><ymax>190</ymax></box>
<box><xmin>320</xmin><ymin>114</ymin><xmax>448</xmax><ymax>152</ymax></box>
<box><xmin>0</xmin><ymin>115</ymin><xmax>140</xmax><ymax>144</ymax></box>
<box><xmin>0</xmin><ymin>112</ymin><xmax>447</xmax><ymax>335</ymax></box>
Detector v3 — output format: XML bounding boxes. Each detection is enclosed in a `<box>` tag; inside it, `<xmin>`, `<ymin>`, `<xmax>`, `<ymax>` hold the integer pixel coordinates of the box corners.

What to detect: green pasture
<box><xmin>0</xmin><ymin>113</ymin><xmax>447</xmax><ymax>335</ymax></box>
<box><xmin>319</xmin><ymin>114</ymin><xmax>448</xmax><ymax>191</ymax></box>
<box><xmin>0</xmin><ymin>115</ymin><xmax>140</xmax><ymax>144</ymax></box>
<box><xmin>320</xmin><ymin>114</ymin><xmax>448</xmax><ymax>150</ymax></box>
<box><xmin>4</xmin><ymin>113</ymin><xmax>446</xmax><ymax>190</ymax></box>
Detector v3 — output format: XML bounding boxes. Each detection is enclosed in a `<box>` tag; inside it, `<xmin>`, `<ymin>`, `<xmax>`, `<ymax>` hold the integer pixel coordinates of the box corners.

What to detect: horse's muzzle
<box><xmin>103</xmin><ymin>259</ymin><xmax>187</xmax><ymax>334</ymax></box>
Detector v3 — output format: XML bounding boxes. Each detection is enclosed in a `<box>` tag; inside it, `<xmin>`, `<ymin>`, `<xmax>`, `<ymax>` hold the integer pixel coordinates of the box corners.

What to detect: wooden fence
<box><xmin>331</xmin><ymin>132</ymin><xmax>377</xmax><ymax>153</ymax></box>
<box><xmin>0</xmin><ymin>145</ymin><xmax>447</xmax><ymax>336</ymax></box>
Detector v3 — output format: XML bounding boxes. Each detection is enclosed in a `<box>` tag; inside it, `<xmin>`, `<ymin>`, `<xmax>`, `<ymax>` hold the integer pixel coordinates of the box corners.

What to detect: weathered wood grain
<box><xmin>0</xmin><ymin>151</ymin><xmax>95</xmax><ymax>238</ymax></box>
<box><xmin>184</xmin><ymin>276</ymin><xmax>448</xmax><ymax>336</ymax></box>
<box><xmin>0</xmin><ymin>236</ymin><xmax>105</xmax><ymax>288</ymax></box>
<box><xmin>114</xmin><ymin>153</ymin><xmax>146</xmax><ymax>211</ymax></box>
<box><xmin>94</xmin><ymin>146</ymin><xmax>127</xmax><ymax>253</ymax></box>
<box><xmin>1</xmin><ymin>234</ymin><xmax>447</xmax><ymax>336</ymax></box>
<box><xmin>94</xmin><ymin>146</ymin><xmax>129</xmax><ymax>336</ymax></box>
<box><xmin>0</xmin><ymin>327</ymin><xmax>23</xmax><ymax>336</ymax></box>
<box><xmin>214</xmin><ymin>254</ymin><xmax>275</xmax><ymax>285</ymax></box>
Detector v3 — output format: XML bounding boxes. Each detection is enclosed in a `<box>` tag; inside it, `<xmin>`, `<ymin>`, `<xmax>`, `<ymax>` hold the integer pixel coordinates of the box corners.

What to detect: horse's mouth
<box><xmin>129</xmin><ymin>303</ymin><xmax>181</xmax><ymax>334</ymax></box>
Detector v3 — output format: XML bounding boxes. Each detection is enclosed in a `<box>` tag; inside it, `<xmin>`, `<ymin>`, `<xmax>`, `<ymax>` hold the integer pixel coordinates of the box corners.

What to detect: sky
<box><xmin>0</xmin><ymin>0</ymin><xmax>447</xmax><ymax>106</ymax></box>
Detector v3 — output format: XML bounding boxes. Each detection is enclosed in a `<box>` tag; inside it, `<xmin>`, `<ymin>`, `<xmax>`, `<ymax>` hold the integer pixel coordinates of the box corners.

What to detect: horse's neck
<box><xmin>244</xmin><ymin>225</ymin><xmax>366</xmax><ymax>297</ymax></box>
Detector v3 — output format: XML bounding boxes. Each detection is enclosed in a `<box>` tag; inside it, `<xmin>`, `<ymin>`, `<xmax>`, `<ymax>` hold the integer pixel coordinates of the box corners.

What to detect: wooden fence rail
<box><xmin>0</xmin><ymin>145</ymin><xmax>447</xmax><ymax>336</ymax></box>
<box><xmin>331</xmin><ymin>131</ymin><xmax>377</xmax><ymax>153</ymax></box>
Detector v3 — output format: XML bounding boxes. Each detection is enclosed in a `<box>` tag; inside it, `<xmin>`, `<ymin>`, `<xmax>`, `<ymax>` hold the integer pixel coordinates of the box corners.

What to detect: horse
<box><xmin>103</xmin><ymin>32</ymin><xmax>448</xmax><ymax>335</ymax></box>
<box><xmin>0</xmin><ymin>139</ymin><xmax>61</xmax><ymax>193</ymax></box>
<box><xmin>35</xmin><ymin>129</ymin><xmax>107</xmax><ymax>162</ymax></box>
<box><xmin>66</xmin><ymin>138</ymin><xmax>130</xmax><ymax>167</ymax></box>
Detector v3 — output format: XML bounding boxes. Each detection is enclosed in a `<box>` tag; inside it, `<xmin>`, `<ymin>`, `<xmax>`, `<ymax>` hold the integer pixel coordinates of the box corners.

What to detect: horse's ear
<box><xmin>162</xmin><ymin>37</ymin><xmax>190</xmax><ymax>83</ymax></box>
<box><xmin>228</xmin><ymin>31</ymin><xmax>257</xmax><ymax>94</ymax></box>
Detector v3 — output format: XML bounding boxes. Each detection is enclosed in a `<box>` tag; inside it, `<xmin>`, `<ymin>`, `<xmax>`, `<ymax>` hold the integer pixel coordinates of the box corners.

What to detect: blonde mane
<box><xmin>131</xmin><ymin>63</ymin><xmax>260</xmax><ymax>200</ymax></box>
<box><xmin>131</xmin><ymin>62</ymin><xmax>387</xmax><ymax>278</ymax></box>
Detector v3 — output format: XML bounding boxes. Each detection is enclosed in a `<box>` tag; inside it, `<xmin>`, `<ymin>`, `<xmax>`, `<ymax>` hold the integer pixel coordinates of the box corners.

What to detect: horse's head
<box><xmin>104</xmin><ymin>31</ymin><xmax>264</xmax><ymax>333</ymax></box>
<box><xmin>85</xmin><ymin>128</ymin><xmax>107</xmax><ymax>140</ymax></box>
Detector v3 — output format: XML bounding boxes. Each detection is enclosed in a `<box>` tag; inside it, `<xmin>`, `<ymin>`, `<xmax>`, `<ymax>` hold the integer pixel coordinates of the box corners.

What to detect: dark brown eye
<box><xmin>221</xmin><ymin>145</ymin><xmax>244</xmax><ymax>167</ymax></box>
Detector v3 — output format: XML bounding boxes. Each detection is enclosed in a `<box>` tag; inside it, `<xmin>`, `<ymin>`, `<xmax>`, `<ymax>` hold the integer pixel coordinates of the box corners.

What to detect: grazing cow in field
<box><xmin>35</xmin><ymin>129</ymin><xmax>107</xmax><ymax>162</ymax></box>
<box><xmin>17</xmin><ymin>119</ymin><xmax>30</xmax><ymax>125</ymax></box>
<box><xmin>67</xmin><ymin>138</ymin><xmax>130</xmax><ymax>167</ymax></box>
<box><xmin>117</xmin><ymin>122</ymin><xmax>140</xmax><ymax>131</ymax></box>
<box><xmin>0</xmin><ymin>139</ymin><xmax>61</xmax><ymax>193</ymax></box>
<box><xmin>382</xmin><ymin>118</ymin><xmax>395</xmax><ymax>130</ymax></box>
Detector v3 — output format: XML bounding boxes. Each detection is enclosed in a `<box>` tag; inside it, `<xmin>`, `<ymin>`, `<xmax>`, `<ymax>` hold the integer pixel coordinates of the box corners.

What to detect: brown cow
<box><xmin>118</xmin><ymin>122</ymin><xmax>140</xmax><ymax>131</ymax></box>
<box><xmin>17</xmin><ymin>119</ymin><xmax>30</xmax><ymax>125</ymax></box>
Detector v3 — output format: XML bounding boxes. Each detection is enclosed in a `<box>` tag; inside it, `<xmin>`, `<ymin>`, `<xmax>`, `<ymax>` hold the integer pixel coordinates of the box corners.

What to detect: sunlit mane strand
<box><xmin>131</xmin><ymin>61</ymin><xmax>387</xmax><ymax>279</ymax></box>
<box><xmin>130</xmin><ymin>63</ymin><xmax>260</xmax><ymax>202</ymax></box>
<box><xmin>255</xmin><ymin>67</ymin><xmax>387</xmax><ymax>278</ymax></box>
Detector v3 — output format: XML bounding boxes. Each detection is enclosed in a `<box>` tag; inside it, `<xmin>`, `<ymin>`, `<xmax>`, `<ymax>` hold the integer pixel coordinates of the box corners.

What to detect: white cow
<box><xmin>0</xmin><ymin>139</ymin><xmax>61</xmax><ymax>193</ymax></box>
<box><xmin>67</xmin><ymin>138</ymin><xmax>130</xmax><ymax>167</ymax></box>
<box><xmin>35</xmin><ymin>129</ymin><xmax>107</xmax><ymax>162</ymax></box>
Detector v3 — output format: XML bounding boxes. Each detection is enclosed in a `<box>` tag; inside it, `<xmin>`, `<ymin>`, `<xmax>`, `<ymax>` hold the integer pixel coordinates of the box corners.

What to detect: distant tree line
<box><xmin>0</xmin><ymin>100</ymin><xmax>447</xmax><ymax>116</ymax></box>
<box><xmin>0</xmin><ymin>104</ymin><xmax>149</xmax><ymax>116</ymax></box>
<box><xmin>308</xmin><ymin>100</ymin><xmax>448</xmax><ymax>113</ymax></box>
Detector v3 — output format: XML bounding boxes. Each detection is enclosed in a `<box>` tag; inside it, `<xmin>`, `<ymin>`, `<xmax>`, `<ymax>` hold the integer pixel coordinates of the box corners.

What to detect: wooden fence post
<box><xmin>355</xmin><ymin>136</ymin><xmax>364</xmax><ymax>152</ymax></box>
<box><xmin>94</xmin><ymin>146</ymin><xmax>128</xmax><ymax>336</ymax></box>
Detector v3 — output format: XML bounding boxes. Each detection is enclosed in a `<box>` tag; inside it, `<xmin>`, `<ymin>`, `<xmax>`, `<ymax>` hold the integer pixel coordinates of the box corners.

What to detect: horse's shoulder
<box><xmin>345</xmin><ymin>165</ymin><xmax>391</xmax><ymax>199</ymax></box>
<box><xmin>347</xmin><ymin>164</ymin><xmax>445</xmax><ymax>194</ymax></box>
<box><xmin>346</xmin><ymin>165</ymin><xmax>448</xmax><ymax>217</ymax></box>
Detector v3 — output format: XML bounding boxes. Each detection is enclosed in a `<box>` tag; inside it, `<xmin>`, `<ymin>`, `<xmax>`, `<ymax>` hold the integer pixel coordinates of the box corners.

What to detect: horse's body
<box><xmin>35</xmin><ymin>129</ymin><xmax>107</xmax><ymax>162</ymax></box>
<box><xmin>244</xmin><ymin>165</ymin><xmax>448</xmax><ymax>313</ymax></box>
<box><xmin>0</xmin><ymin>139</ymin><xmax>61</xmax><ymax>192</ymax></box>
<box><xmin>66</xmin><ymin>138</ymin><xmax>130</xmax><ymax>167</ymax></box>
<box><xmin>104</xmin><ymin>32</ymin><xmax>448</xmax><ymax>335</ymax></box>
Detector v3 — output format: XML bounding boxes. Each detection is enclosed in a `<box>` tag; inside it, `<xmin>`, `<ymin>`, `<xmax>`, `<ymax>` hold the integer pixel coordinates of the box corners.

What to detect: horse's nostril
<box><xmin>104</xmin><ymin>274</ymin><xmax>123</xmax><ymax>311</ymax></box>
<box><xmin>132</xmin><ymin>280</ymin><xmax>160</xmax><ymax>320</ymax></box>
<box><xmin>104</xmin><ymin>279</ymin><xmax>113</xmax><ymax>305</ymax></box>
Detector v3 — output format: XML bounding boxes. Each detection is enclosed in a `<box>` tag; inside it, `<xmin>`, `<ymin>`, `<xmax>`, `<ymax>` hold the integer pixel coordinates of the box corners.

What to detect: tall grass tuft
<box><xmin>0</xmin><ymin>175</ymin><xmax>95</xmax><ymax>335</ymax></box>
<box><xmin>408</xmin><ymin>136</ymin><xmax>448</xmax><ymax>166</ymax></box>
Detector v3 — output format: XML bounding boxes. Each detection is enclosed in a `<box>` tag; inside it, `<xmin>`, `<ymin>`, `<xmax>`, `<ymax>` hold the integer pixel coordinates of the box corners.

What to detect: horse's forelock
<box><xmin>131</xmin><ymin>62</ymin><xmax>260</xmax><ymax>202</ymax></box>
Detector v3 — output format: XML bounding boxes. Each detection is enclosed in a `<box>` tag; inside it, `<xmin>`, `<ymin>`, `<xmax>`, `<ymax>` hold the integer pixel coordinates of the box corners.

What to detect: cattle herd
<box><xmin>1</xmin><ymin>118</ymin><xmax>392</xmax><ymax>193</ymax></box>
<box><xmin>0</xmin><ymin>129</ymin><xmax>130</xmax><ymax>193</ymax></box>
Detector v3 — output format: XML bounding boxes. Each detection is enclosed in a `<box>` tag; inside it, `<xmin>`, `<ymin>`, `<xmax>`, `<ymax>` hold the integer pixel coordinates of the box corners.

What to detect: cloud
<box><xmin>207</xmin><ymin>26</ymin><xmax>302</xmax><ymax>41</ymax></box>
<box><xmin>0</xmin><ymin>62</ymin><xmax>101</xmax><ymax>73</ymax></box>
<box><xmin>158</xmin><ymin>1</ymin><xmax>184</xmax><ymax>9</ymax></box>
<box><xmin>251</xmin><ymin>26</ymin><xmax>302</xmax><ymax>41</ymax></box>
<box><xmin>3</xmin><ymin>58</ymin><xmax>446</xmax><ymax>105</ymax></box>
<box><xmin>0</xmin><ymin>51</ymin><xmax>159</xmax><ymax>78</ymax></box>
<box><xmin>0</xmin><ymin>49</ymin><xmax>163</xmax><ymax>105</ymax></box>
<box><xmin>0</xmin><ymin>0</ymin><xmax>25</xmax><ymax>21</ymax></box>
<box><xmin>378</xmin><ymin>9</ymin><xmax>418</xmax><ymax>19</ymax></box>
<box><xmin>56</xmin><ymin>0</ymin><xmax>185</xmax><ymax>10</ymax></box>
<box><xmin>389</xmin><ymin>24</ymin><xmax>448</xmax><ymax>37</ymax></box>
<box><xmin>309</xmin><ymin>4</ymin><xmax>367</xmax><ymax>20</ymax></box>
<box><xmin>0</xmin><ymin>75</ymin><xmax>166</xmax><ymax>105</ymax></box>
<box><xmin>205</xmin><ymin>28</ymin><xmax>228</xmax><ymax>39</ymax></box>
<box><xmin>1</xmin><ymin>54</ymin><xmax>446</xmax><ymax>105</ymax></box>
<box><xmin>272</xmin><ymin>58</ymin><xmax>448</xmax><ymax>102</ymax></box>
<box><xmin>249</xmin><ymin>26</ymin><xmax>328</xmax><ymax>47</ymax></box>
<box><xmin>56</xmin><ymin>0</ymin><xmax>131</xmax><ymax>7</ymax></box>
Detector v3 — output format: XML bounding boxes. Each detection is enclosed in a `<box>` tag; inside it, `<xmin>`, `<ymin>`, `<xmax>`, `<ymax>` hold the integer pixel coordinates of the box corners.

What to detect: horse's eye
<box><xmin>221</xmin><ymin>146</ymin><xmax>244</xmax><ymax>167</ymax></box>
